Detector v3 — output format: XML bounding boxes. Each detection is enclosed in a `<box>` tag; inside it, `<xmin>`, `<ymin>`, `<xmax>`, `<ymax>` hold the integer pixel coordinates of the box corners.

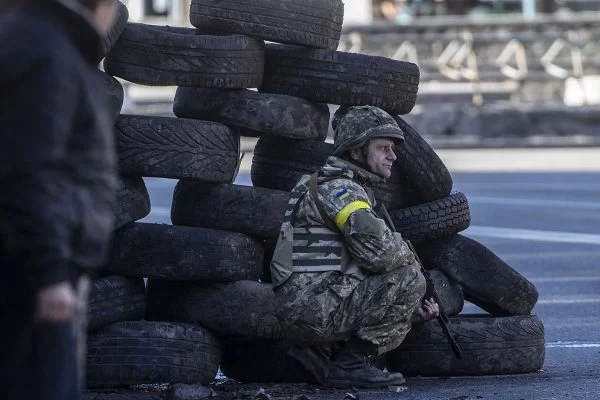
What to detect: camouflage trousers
<box><xmin>275</xmin><ymin>264</ymin><xmax>426</xmax><ymax>355</ymax></box>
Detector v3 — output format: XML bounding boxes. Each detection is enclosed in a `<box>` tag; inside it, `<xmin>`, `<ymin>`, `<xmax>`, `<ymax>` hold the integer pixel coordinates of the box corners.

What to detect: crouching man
<box><xmin>270</xmin><ymin>106</ymin><xmax>439</xmax><ymax>388</ymax></box>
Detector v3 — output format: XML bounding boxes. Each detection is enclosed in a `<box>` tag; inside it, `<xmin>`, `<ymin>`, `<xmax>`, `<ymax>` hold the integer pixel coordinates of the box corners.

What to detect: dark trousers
<box><xmin>0</xmin><ymin>277</ymin><xmax>88</xmax><ymax>400</ymax></box>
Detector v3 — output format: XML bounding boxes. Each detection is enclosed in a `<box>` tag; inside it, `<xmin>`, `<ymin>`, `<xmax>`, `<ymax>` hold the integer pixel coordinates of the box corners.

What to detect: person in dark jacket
<box><xmin>0</xmin><ymin>0</ymin><xmax>118</xmax><ymax>398</ymax></box>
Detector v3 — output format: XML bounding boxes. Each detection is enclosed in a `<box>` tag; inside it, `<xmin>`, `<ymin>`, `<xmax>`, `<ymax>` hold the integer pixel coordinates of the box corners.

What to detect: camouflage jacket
<box><xmin>270</xmin><ymin>156</ymin><xmax>415</xmax><ymax>288</ymax></box>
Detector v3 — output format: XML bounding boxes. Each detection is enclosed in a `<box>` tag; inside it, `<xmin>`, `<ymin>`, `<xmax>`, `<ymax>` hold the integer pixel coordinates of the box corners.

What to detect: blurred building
<box><xmin>371</xmin><ymin>1</ymin><xmax>598</xmax><ymax>21</ymax></box>
<box><xmin>122</xmin><ymin>0</ymin><xmax>599</xmax><ymax>26</ymax></box>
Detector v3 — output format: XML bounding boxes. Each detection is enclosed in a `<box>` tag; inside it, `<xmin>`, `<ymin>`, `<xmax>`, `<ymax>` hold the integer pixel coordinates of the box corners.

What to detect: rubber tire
<box><xmin>104</xmin><ymin>23</ymin><xmax>264</xmax><ymax>88</ymax></box>
<box><xmin>88</xmin><ymin>275</ymin><xmax>146</xmax><ymax>332</ymax></box>
<box><xmin>87</xmin><ymin>321</ymin><xmax>221</xmax><ymax>387</ymax></box>
<box><xmin>114</xmin><ymin>175</ymin><xmax>150</xmax><ymax>230</ymax></box>
<box><xmin>115</xmin><ymin>115</ymin><xmax>240</xmax><ymax>182</ymax></box>
<box><xmin>261</xmin><ymin>238</ymin><xmax>278</xmax><ymax>283</ymax></box>
<box><xmin>372</xmin><ymin>177</ymin><xmax>419</xmax><ymax>210</ymax></box>
<box><xmin>99</xmin><ymin>0</ymin><xmax>129</xmax><ymax>61</ymax></box>
<box><xmin>428</xmin><ymin>268</ymin><xmax>464</xmax><ymax>317</ymax></box>
<box><xmin>415</xmin><ymin>234</ymin><xmax>539</xmax><ymax>316</ymax></box>
<box><xmin>220</xmin><ymin>338</ymin><xmax>314</xmax><ymax>384</ymax></box>
<box><xmin>173</xmin><ymin>87</ymin><xmax>330</xmax><ymax>140</ymax></box>
<box><xmin>251</xmin><ymin>136</ymin><xmax>333</xmax><ymax>191</ymax></box>
<box><xmin>259</xmin><ymin>44</ymin><xmax>420</xmax><ymax>115</ymax></box>
<box><xmin>109</xmin><ymin>222</ymin><xmax>264</xmax><ymax>281</ymax></box>
<box><xmin>386</xmin><ymin>314</ymin><xmax>545</xmax><ymax>376</ymax></box>
<box><xmin>189</xmin><ymin>0</ymin><xmax>343</xmax><ymax>50</ymax></box>
<box><xmin>171</xmin><ymin>181</ymin><xmax>288</xmax><ymax>241</ymax></box>
<box><xmin>146</xmin><ymin>280</ymin><xmax>282</xmax><ymax>339</ymax></box>
<box><xmin>390</xmin><ymin>114</ymin><xmax>453</xmax><ymax>202</ymax></box>
<box><xmin>388</xmin><ymin>192</ymin><xmax>471</xmax><ymax>244</ymax></box>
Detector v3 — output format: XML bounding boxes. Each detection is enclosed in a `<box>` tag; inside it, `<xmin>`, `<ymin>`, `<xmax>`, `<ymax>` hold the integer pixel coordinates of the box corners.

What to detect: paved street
<box><xmin>139</xmin><ymin>148</ymin><xmax>600</xmax><ymax>399</ymax></box>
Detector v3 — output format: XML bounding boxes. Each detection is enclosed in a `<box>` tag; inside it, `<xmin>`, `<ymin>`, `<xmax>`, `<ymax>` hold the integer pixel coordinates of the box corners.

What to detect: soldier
<box><xmin>270</xmin><ymin>105</ymin><xmax>439</xmax><ymax>388</ymax></box>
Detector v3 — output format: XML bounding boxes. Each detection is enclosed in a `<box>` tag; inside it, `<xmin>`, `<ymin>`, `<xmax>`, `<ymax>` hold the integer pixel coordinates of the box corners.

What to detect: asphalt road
<box><xmin>137</xmin><ymin>148</ymin><xmax>600</xmax><ymax>400</ymax></box>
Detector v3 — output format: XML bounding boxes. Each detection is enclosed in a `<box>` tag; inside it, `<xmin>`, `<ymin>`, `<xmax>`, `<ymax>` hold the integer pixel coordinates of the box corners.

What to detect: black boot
<box><xmin>325</xmin><ymin>337</ymin><xmax>405</xmax><ymax>388</ymax></box>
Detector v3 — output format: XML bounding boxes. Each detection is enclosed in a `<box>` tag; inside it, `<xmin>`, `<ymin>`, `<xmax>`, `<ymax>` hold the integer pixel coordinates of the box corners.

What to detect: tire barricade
<box><xmin>88</xmin><ymin>0</ymin><xmax>543</xmax><ymax>392</ymax></box>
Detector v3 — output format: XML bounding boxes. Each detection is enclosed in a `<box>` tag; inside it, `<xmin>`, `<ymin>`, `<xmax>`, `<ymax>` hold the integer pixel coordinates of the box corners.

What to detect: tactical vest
<box><xmin>270</xmin><ymin>173</ymin><xmax>349</xmax><ymax>287</ymax></box>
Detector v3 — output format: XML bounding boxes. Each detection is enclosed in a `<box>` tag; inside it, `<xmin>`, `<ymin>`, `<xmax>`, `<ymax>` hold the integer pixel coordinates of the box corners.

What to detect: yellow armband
<box><xmin>335</xmin><ymin>201</ymin><xmax>370</xmax><ymax>230</ymax></box>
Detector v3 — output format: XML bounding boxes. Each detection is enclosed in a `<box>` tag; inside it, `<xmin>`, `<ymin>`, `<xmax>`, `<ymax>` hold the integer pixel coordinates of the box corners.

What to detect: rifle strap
<box><xmin>375</xmin><ymin>202</ymin><xmax>397</xmax><ymax>233</ymax></box>
<box><xmin>309</xmin><ymin>172</ymin><xmax>341</xmax><ymax>233</ymax></box>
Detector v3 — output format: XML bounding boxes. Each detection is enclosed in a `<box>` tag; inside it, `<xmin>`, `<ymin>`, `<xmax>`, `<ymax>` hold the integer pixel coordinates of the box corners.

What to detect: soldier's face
<box><xmin>365</xmin><ymin>138</ymin><xmax>397</xmax><ymax>178</ymax></box>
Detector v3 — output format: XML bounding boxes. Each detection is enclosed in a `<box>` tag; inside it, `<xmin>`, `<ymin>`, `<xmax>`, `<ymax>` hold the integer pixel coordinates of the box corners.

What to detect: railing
<box><xmin>339</xmin><ymin>13</ymin><xmax>600</xmax><ymax>104</ymax></box>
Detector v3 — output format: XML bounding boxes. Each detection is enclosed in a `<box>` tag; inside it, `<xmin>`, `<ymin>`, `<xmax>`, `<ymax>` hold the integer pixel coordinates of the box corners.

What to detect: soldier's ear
<box><xmin>349</xmin><ymin>148</ymin><xmax>363</xmax><ymax>162</ymax></box>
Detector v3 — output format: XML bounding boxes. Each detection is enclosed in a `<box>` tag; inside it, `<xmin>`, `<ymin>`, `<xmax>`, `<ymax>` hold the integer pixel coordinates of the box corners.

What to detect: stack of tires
<box><xmin>89</xmin><ymin>1</ymin><xmax>225</xmax><ymax>390</ymax></box>
<box><xmin>91</xmin><ymin>0</ymin><xmax>544</xmax><ymax>390</ymax></box>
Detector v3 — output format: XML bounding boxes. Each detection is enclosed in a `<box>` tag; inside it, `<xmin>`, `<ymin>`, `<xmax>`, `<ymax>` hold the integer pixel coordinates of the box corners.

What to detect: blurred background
<box><xmin>117</xmin><ymin>0</ymin><xmax>600</xmax><ymax>149</ymax></box>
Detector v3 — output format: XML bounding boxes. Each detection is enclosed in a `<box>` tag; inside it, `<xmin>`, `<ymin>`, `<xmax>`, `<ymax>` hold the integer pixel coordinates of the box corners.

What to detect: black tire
<box><xmin>261</xmin><ymin>238</ymin><xmax>278</xmax><ymax>283</ymax></box>
<box><xmin>390</xmin><ymin>115</ymin><xmax>453</xmax><ymax>202</ymax></box>
<box><xmin>251</xmin><ymin>137</ymin><xmax>333</xmax><ymax>191</ymax></box>
<box><xmin>190</xmin><ymin>0</ymin><xmax>344</xmax><ymax>50</ymax></box>
<box><xmin>173</xmin><ymin>87</ymin><xmax>330</xmax><ymax>140</ymax></box>
<box><xmin>388</xmin><ymin>192</ymin><xmax>471</xmax><ymax>244</ymax></box>
<box><xmin>87</xmin><ymin>321</ymin><xmax>221</xmax><ymax>387</ymax></box>
<box><xmin>99</xmin><ymin>0</ymin><xmax>129</xmax><ymax>61</ymax></box>
<box><xmin>96</xmin><ymin>70</ymin><xmax>123</xmax><ymax>121</ymax></box>
<box><xmin>251</xmin><ymin>136</ymin><xmax>422</xmax><ymax>209</ymax></box>
<box><xmin>428</xmin><ymin>268</ymin><xmax>463</xmax><ymax>317</ymax></box>
<box><xmin>415</xmin><ymin>234</ymin><xmax>539</xmax><ymax>316</ymax></box>
<box><xmin>88</xmin><ymin>275</ymin><xmax>146</xmax><ymax>332</ymax></box>
<box><xmin>372</xmin><ymin>177</ymin><xmax>419</xmax><ymax>210</ymax></box>
<box><xmin>259</xmin><ymin>44</ymin><xmax>420</xmax><ymax>115</ymax></box>
<box><xmin>171</xmin><ymin>181</ymin><xmax>288</xmax><ymax>240</ymax></box>
<box><xmin>115</xmin><ymin>115</ymin><xmax>240</xmax><ymax>182</ymax></box>
<box><xmin>146</xmin><ymin>280</ymin><xmax>282</xmax><ymax>339</ymax></box>
<box><xmin>104</xmin><ymin>23</ymin><xmax>264</xmax><ymax>88</ymax></box>
<box><xmin>109</xmin><ymin>222</ymin><xmax>264</xmax><ymax>281</ymax></box>
<box><xmin>220</xmin><ymin>338</ymin><xmax>313</xmax><ymax>384</ymax></box>
<box><xmin>114</xmin><ymin>175</ymin><xmax>150</xmax><ymax>229</ymax></box>
<box><xmin>387</xmin><ymin>314</ymin><xmax>545</xmax><ymax>376</ymax></box>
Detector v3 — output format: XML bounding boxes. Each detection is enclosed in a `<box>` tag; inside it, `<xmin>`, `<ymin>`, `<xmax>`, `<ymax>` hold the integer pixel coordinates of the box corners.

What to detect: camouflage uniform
<box><xmin>271</xmin><ymin>155</ymin><xmax>426</xmax><ymax>355</ymax></box>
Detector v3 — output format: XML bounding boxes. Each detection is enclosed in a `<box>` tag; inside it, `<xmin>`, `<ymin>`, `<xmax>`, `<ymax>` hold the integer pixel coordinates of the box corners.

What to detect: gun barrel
<box><xmin>406</xmin><ymin>240</ymin><xmax>463</xmax><ymax>359</ymax></box>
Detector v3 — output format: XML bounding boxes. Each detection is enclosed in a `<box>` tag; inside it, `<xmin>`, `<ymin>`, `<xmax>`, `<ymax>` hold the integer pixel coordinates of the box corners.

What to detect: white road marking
<box><xmin>529</xmin><ymin>276</ymin><xmax>600</xmax><ymax>283</ymax></box>
<box><xmin>543</xmin><ymin>320</ymin><xmax>600</xmax><ymax>329</ymax></box>
<box><xmin>546</xmin><ymin>341</ymin><xmax>600</xmax><ymax>348</ymax></box>
<box><xmin>462</xmin><ymin>296</ymin><xmax>600</xmax><ymax>309</ymax></box>
<box><xmin>466</xmin><ymin>226</ymin><xmax>600</xmax><ymax>244</ymax></box>
<box><xmin>501</xmin><ymin>251</ymin><xmax>600</xmax><ymax>260</ymax></box>
<box><xmin>536</xmin><ymin>297</ymin><xmax>600</xmax><ymax>305</ymax></box>
<box><xmin>436</xmin><ymin>147</ymin><xmax>600</xmax><ymax>172</ymax></box>
<box><xmin>468</xmin><ymin>196</ymin><xmax>600</xmax><ymax>210</ymax></box>
<box><xmin>456</xmin><ymin>182</ymin><xmax>600</xmax><ymax>191</ymax></box>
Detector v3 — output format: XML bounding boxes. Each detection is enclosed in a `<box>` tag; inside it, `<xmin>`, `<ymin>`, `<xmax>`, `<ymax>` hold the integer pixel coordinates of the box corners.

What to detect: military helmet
<box><xmin>332</xmin><ymin>106</ymin><xmax>405</xmax><ymax>156</ymax></box>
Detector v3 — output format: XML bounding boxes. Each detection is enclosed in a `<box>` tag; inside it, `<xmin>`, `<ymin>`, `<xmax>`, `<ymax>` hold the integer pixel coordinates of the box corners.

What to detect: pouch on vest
<box><xmin>270</xmin><ymin>221</ymin><xmax>295</xmax><ymax>287</ymax></box>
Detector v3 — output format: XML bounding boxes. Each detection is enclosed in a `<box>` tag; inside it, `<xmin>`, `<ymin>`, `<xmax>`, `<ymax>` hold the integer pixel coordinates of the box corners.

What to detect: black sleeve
<box><xmin>0</xmin><ymin>47</ymin><xmax>79</xmax><ymax>290</ymax></box>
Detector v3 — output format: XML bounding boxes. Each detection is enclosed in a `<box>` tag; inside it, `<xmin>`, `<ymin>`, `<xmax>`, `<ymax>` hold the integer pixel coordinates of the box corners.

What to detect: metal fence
<box><xmin>340</xmin><ymin>13</ymin><xmax>600</xmax><ymax>103</ymax></box>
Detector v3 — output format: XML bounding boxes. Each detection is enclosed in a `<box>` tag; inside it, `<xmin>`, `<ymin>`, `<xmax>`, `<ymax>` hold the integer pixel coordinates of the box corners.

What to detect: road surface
<box><xmin>124</xmin><ymin>148</ymin><xmax>600</xmax><ymax>400</ymax></box>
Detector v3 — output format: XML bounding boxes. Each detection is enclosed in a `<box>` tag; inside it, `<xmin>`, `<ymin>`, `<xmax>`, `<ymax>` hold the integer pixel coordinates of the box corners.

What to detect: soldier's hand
<box><xmin>422</xmin><ymin>297</ymin><xmax>440</xmax><ymax>320</ymax></box>
<box><xmin>35</xmin><ymin>281</ymin><xmax>76</xmax><ymax>323</ymax></box>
